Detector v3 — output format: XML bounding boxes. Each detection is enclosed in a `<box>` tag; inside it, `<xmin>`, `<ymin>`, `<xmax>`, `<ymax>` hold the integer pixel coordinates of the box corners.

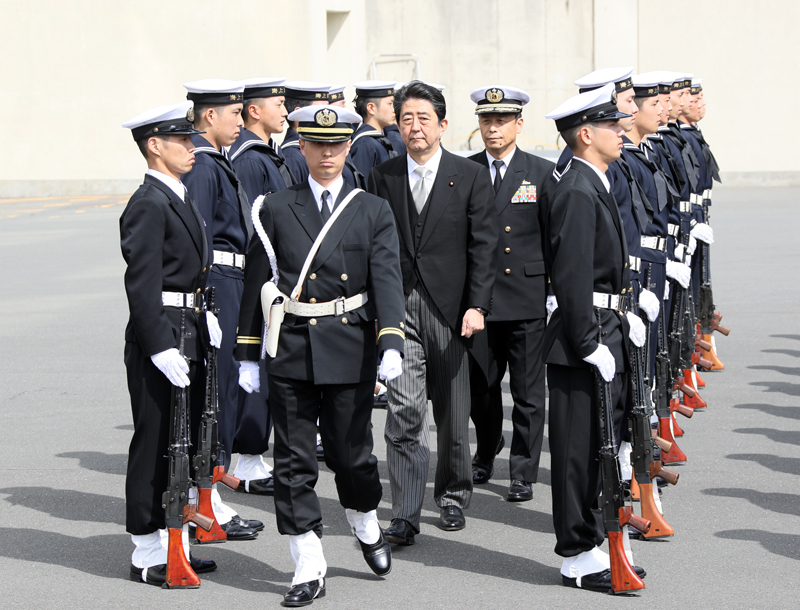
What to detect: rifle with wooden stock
<box><xmin>194</xmin><ymin>288</ymin><xmax>240</xmax><ymax>544</ymax></box>
<box><xmin>594</xmin><ymin>312</ymin><xmax>649</xmax><ymax>593</ymax></box>
<box><xmin>162</xmin><ymin>309</ymin><xmax>214</xmax><ymax>589</ymax></box>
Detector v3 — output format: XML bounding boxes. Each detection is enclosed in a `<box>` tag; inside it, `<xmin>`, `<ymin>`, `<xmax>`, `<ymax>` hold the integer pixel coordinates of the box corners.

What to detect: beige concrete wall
<box><xmin>0</xmin><ymin>0</ymin><xmax>793</xmax><ymax>196</ymax></box>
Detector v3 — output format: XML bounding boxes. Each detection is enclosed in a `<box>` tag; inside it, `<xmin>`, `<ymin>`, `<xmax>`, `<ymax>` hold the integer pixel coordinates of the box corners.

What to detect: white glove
<box><xmin>583</xmin><ymin>344</ymin><xmax>616</xmax><ymax>383</ymax></box>
<box><xmin>151</xmin><ymin>348</ymin><xmax>190</xmax><ymax>388</ymax></box>
<box><xmin>206</xmin><ymin>311</ymin><xmax>222</xmax><ymax>349</ymax></box>
<box><xmin>626</xmin><ymin>312</ymin><xmax>647</xmax><ymax>347</ymax></box>
<box><xmin>546</xmin><ymin>295</ymin><xmax>559</xmax><ymax>316</ymax></box>
<box><xmin>674</xmin><ymin>243</ymin><xmax>686</xmax><ymax>261</ymax></box>
<box><xmin>664</xmin><ymin>281</ymin><xmax>670</xmax><ymax>301</ymax></box>
<box><xmin>690</xmin><ymin>222</ymin><xmax>714</xmax><ymax>244</ymax></box>
<box><xmin>378</xmin><ymin>348</ymin><xmax>403</xmax><ymax>381</ymax></box>
<box><xmin>638</xmin><ymin>289</ymin><xmax>660</xmax><ymax>322</ymax></box>
<box><xmin>687</xmin><ymin>235</ymin><xmax>698</xmax><ymax>255</ymax></box>
<box><xmin>666</xmin><ymin>260</ymin><xmax>691</xmax><ymax>289</ymax></box>
<box><xmin>238</xmin><ymin>361</ymin><xmax>260</xmax><ymax>393</ymax></box>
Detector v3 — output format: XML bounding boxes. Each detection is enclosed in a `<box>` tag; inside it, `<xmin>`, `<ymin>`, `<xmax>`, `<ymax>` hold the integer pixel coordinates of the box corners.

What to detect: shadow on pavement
<box><xmin>702</xmin><ymin>488</ymin><xmax>800</xmax><ymax>518</ymax></box>
<box><xmin>770</xmin><ymin>334</ymin><xmax>800</xmax><ymax>342</ymax></box>
<box><xmin>762</xmin><ymin>348</ymin><xmax>800</xmax><ymax>359</ymax></box>
<box><xmin>725</xmin><ymin>454</ymin><xmax>800</xmax><ymax>476</ymax></box>
<box><xmin>115</xmin><ymin>424</ymin><xmax>134</xmax><ymax>431</ymax></box>
<box><xmin>0</xmin><ymin>487</ymin><xmax>125</xmax><ymax>525</ymax></box>
<box><xmin>733</xmin><ymin>427</ymin><xmax>800</xmax><ymax>446</ymax></box>
<box><xmin>57</xmin><ymin>451</ymin><xmax>127</xmax><ymax>475</ymax></box>
<box><xmin>714</xmin><ymin>529</ymin><xmax>800</xmax><ymax>561</ymax></box>
<box><xmin>733</xmin><ymin>403</ymin><xmax>800</xmax><ymax>420</ymax></box>
<box><xmin>749</xmin><ymin>365</ymin><xmax>800</xmax><ymax>377</ymax></box>
<box><xmin>749</xmin><ymin>380</ymin><xmax>800</xmax><ymax>397</ymax></box>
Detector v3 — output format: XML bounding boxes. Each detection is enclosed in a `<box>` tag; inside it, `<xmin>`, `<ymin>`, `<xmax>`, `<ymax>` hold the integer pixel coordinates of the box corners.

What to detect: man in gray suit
<box><xmin>368</xmin><ymin>81</ymin><xmax>498</xmax><ymax>543</ymax></box>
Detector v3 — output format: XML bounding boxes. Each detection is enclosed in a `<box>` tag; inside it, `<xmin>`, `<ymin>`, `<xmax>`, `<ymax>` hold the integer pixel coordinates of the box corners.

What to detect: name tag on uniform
<box><xmin>511</xmin><ymin>181</ymin><xmax>537</xmax><ymax>203</ymax></box>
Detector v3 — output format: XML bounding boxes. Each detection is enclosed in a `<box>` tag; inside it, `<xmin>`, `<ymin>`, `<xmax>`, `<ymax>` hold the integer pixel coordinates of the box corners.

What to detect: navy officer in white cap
<box><xmin>541</xmin><ymin>84</ymin><xmax>648</xmax><ymax>593</ymax></box>
<box><xmin>349</xmin><ymin>80</ymin><xmax>400</xmax><ymax>177</ymax></box>
<box><xmin>235</xmin><ymin>104</ymin><xmax>406</xmax><ymax>606</ymax></box>
<box><xmin>120</xmin><ymin>100</ymin><xmax>219</xmax><ymax>585</ymax></box>
<box><xmin>182</xmin><ymin>78</ymin><xmax>263</xmax><ymax>540</ymax></box>
<box><xmin>466</xmin><ymin>86</ymin><xmax>553</xmax><ymax>503</ymax></box>
<box><xmin>281</xmin><ymin>81</ymin><xmax>332</xmax><ymax>183</ymax></box>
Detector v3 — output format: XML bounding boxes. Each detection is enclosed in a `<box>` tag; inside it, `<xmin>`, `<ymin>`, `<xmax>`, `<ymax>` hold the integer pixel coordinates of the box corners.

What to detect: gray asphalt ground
<box><xmin>0</xmin><ymin>186</ymin><xmax>797</xmax><ymax>609</ymax></box>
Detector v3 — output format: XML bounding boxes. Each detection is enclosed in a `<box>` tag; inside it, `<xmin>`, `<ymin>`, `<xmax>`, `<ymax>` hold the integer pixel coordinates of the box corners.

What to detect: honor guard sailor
<box><xmin>466</xmin><ymin>85</ymin><xmax>553</xmax><ymax>503</ymax></box>
<box><xmin>282</xmin><ymin>81</ymin><xmax>332</xmax><ymax>183</ymax></box>
<box><xmin>120</xmin><ymin>101</ymin><xmax>218</xmax><ymax>585</ymax></box>
<box><xmin>235</xmin><ymin>104</ymin><xmax>406</xmax><ymax>606</ymax></box>
<box><xmin>542</xmin><ymin>85</ymin><xmax>648</xmax><ymax>592</ymax></box>
<box><xmin>350</xmin><ymin>80</ymin><xmax>400</xmax><ymax>177</ymax></box>
<box><xmin>182</xmin><ymin>79</ymin><xmax>263</xmax><ymax>538</ymax></box>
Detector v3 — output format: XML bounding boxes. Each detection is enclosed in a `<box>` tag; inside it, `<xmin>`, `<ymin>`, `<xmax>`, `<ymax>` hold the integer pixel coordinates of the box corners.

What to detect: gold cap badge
<box><xmin>315</xmin><ymin>108</ymin><xmax>337</xmax><ymax>127</ymax></box>
<box><xmin>486</xmin><ymin>88</ymin><xmax>504</xmax><ymax>103</ymax></box>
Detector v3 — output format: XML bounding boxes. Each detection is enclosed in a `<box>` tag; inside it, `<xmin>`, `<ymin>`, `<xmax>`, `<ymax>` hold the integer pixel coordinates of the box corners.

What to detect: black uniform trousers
<box><xmin>548</xmin><ymin>364</ymin><xmax>630</xmax><ymax>557</ymax></box>
<box><xmin>470</xmin><ymin>318</ymin><xmax>546</xmax><ymax>482</ymax></box>
<box><xmin>125</xmin><ymin>339</ymin><xmax>205</xmax><ymax>535</ymax></box>
<box><xmin>269</xmin><ymin>374</ymin><xmax>382</xmax><ymax>538</ymax></box>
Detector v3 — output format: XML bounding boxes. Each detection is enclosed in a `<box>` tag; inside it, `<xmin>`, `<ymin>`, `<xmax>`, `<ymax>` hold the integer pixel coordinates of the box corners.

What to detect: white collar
<box><xmin>146</xmin><ymin>169</ymin><xmax>186</xmax><ymax>202</ymax></box>
<box><xmin>486</xmin><ymin>145</ymin><xmax>516</xmax><ymax>168</ymax></box>
<box><xmin>307</xmin><ymin>174</ymin><xmax>344</xmax><ymax>211</ymax></box>
<box><xmin>572</xmin><ymin>157</ymin><xmax>610</xmax><ymax>193</ymax></box>
<box><xmin>407</xmin><ymin>146</ymin><xmax>443</xmax><ymax>178</ymax></box>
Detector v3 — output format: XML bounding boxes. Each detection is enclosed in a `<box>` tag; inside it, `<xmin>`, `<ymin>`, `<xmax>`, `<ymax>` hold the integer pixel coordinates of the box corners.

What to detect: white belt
<box><xmin>628</xmin><ymin>256</ymin><xmax>641</xmax><ymax>273</ymax></box>
<box><xmin>162</xmin><ymin>291</ymin><xmax>203</xmax><ymax>309</ymax></box>
<box><xmin>285</xmin><ymin>293</ymin><xmax>368</xmax><ymax>317</ymax></box>
<box><xmin>702</xmin><ymin>188</ymin><xmax>712</xmax><ymax>200</ymax></box>
<box><xmin>668</xmin><ymin>223</ymin><xmax>680</xmax><ymax>237</ymax></box>
<box><xmin>641</xmin><ymin>236</ymin><xmax>667</xmax><ymax>252</ymax></box>
<box><xmin>679</xmin><ymin>201</ymin><xmax>692</xmax><ymax>213</ymax></box>
<box><xmin>593</xmin><ymin>292</ymin><xmax>627</xmax><ymax>311</ymax></box>
<box><xmin>690</xmin><ymin>193</ymin><xmax>703</xmax><ymax>206</ymax></box>
<box><xmin>214</xmin><ymin>250</ymin><xmax>245</xmax><ymax>269</ymax></box>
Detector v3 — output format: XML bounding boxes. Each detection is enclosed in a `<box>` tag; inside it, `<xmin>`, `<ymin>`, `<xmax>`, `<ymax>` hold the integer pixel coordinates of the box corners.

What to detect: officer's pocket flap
<box><xmin>524</xmin><ymin>261</ymin><xmax>546</xmax><ymax>276</ymax></box>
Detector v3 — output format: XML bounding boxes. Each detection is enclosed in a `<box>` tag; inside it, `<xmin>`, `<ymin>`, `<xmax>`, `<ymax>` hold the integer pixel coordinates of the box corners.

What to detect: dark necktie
<box><xmin>266</xmin><ymin>140</ymin><xmax>296</xmax><ymax>187</ymax></box>
<box><xmin>492</xmin><ymin>159</ymin><xmax>504</xmax><ymax>193</ymax></box>
<box><xmin>320</xmin><ymin>190</ymin><xmax>331</xmax><ymax>222</ymax></box>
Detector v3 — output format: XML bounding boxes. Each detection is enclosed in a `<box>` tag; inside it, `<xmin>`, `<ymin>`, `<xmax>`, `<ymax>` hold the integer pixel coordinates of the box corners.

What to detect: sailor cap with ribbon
<box><xmin>690</xmin><ymin>78</ymin><xmax>703</xmax><ymax>95</ymax></box>
<box><xmin>288</xmin><ymin>104</ymin><xmax>362</xmax><ymax>142</ymax></box>
<box><xmin>671</xmin><ymin>73</ymin><xmax>694</xmax><ymax>91</ymax></box>
<box><xmin>240</xmin><ymin>77</ymin><xmax>286</xmax><ymax>100</ymax></box>
<box><xmin>352</xmin><ymin>80</ymin><xmax>396</xmax><ymax>99</ymax></box>
<box><xmin>651</xmin><ymin>71</ymin><xmax>681</xmax><ymax>94</ymax></box>
<box><xmin>574</xmin><ymin>66</ymin><xmax>634</xmax><ymax>93</ymax></box>
<box><xmin>122</xmin><ymin>100</ymin><xmax>205</xmax><ymax>141</ymax></box>
<box><xmin>470</xmin><ymin>85</ymin><xmax>530</xmax><ymax>114</ymax></box>
<box><xmin>545</xmin><ymin>83</ymin><xmax>632</xmax><ymax>132</ymax></box>
<box><xmin>183</xmin><ymin>79</ymin><xmax>245</xmax><ymax>105</ymax></box>
<box><xmin>328</xmin><ymin>84</ymin><xmax>347</xmax><ymax>103</ymax></box>
<box><xmin>631</xmin><ymin>73</ymin><xmax>663</xmax><ymax>98</ymax></box>
<box><xmin>284</xmin><ymin>81</ymin><xmax>331</xmax><ymax>102</ymax></box>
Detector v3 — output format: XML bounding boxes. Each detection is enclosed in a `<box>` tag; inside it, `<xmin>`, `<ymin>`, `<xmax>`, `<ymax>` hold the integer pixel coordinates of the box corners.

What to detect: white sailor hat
<box><xmin>545</xmin><ymin>83</ymin><xmax>631</xmax><ymax>132</ymax></box>
<box><xmin>328</xmin><ymin>85</ymin><xmax>347</xmax><ymax>103</ymax></box>
<box><xmin>184</xmin><ymin>79</ymin><xmax>245</xmax><ymax>105</ymax></box>
<box><xmin>240</xmin><ymin>77</ymin><xmax>286</xmax><ymax>99</ymax></box>
<box><xmin>574</xmin><ymin>66</ymin><xmax>634</xmax><ymax>93</ymax></box>
<box><xmin>122</xmin><ymin>100</ymin><xmax>204</xmax><ymax>142</ymax></box>
<box><xmin>690</xmin><ymin>78</ymin><xmax>703</xmax><ymax>94</ymax></box>
<box><xmin>631</xmin><ymin>73</ymin><xmax>661</xmax><ymax>98</ymax></box>
<box><xmin>353</xmin><ymin>80</ymin><xmax>397</xmax><ymax>98</ymax></box>
<box><xmin>284</xmin><ymin>81</ymin><xmax>331</xmax><ymax>102</ymax></box>
<box><xmin>287</xmin><ymin>104</ymin><xmax>362</xmax><ymax>142</ymax></box>
<box><xmin>470</xmin><ymin>85</ymin><xmax>529</xmax><ymax>114</ymax></box>
<box><xmin>671</xmin><ymin>73</ymin><xmax>693</xmax><ymax>90</ymax></box>
<box><xmin>649</xmin><ymin>71</ymin><xmax>680</xmax><ymax>94</ymax></box>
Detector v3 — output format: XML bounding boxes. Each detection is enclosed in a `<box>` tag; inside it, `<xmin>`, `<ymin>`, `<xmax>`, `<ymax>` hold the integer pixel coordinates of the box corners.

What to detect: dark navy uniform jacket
<box><xmin>384</xmin><ymin>125</ymin><xmax>407</xmax><ymax>156</ymax></box>
<box><xmin>183</xmin><ymin>135</ymin><xmax>250</xmax><ymax>281</ymax></box>
<box><xmin>235</xmin><ymin>181</ymin><xmax>406</xmax><ymax>385</ymax></box>
<box><xmin>229</xmin><ymin>128</ymin><xmax>294</xmax><ymax>202</ymax></box>
<box><xmin>608</xmin><ymin>154</ymin><xmax>648</xmax><ymax>292</ymax></box>
<box><xmin>350</xmin><ymin>124</ymin><xmax>396</xmax><ymax>178</ymax></box>
<box><xmin>648</xmin><ymin>133</ymin><xmax>684</xmax><ymax>259</ymax></box>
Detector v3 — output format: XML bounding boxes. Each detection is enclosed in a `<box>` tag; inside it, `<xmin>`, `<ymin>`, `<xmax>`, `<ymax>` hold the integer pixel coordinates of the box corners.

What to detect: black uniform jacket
<box><xmin>350</xmin><ymin>124</ymin><xmax>395</xmax><ymax>178</ymax></box>
<box><xmin>229</xmin><ymin>128</ymin><xmax>294</xmax><ymax>202</ymax></box>
<box><xmin>235</xmin><ymin>181</ymin><xmax>406</xmax><ymax>385</ymax></box>
<box><xmin>468</xmin><ymin>149</ymin><xmax>554</xmax><ymax>321</ymax></box>
<box><xmin>540</xmin><ymin>160</ymin><xmax>630</xmax><ymax>372</ymax></box>
<box><xmin>120</xmin><ymin>175</ymin><xmax>210</xmax><ymax>362</ymax></box>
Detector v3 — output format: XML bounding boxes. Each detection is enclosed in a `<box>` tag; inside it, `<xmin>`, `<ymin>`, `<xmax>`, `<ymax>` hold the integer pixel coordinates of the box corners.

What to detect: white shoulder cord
<box><xmin>251</xmin><ymin>195</ymin><xmax>279</xmax><ymax>285</ymax></box>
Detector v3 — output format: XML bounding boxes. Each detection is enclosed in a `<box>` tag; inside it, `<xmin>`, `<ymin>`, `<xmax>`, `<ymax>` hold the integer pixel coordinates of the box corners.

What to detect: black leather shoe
<box><xmin>472</xmin><ymin>435</ymin><xmax>505</xmax><ymax>484</ymax></box>
<box><xmin>357</xmin><ymin>530</ymin><xmax>392</xmax><ymax>576</ymax></box>
<box><xmin>384</xmin><ymin>518</ymin><xmax>415</xmax><ymax>546</ymax></box>
<box><xmin>231</xmin><ymin>514</ymin><xmax>265</xmax><ymax>532</ymax></box>
<box><xmin>438</xmin><ymin>506</ymin><xmax>466</xmax><ymax>531</ymax></box>
<box><xmin>221</xmin><ymin>519</ymin><xmax>259</xmax><ymax>540</ymax></box>
<box><xmin>634</xmin><ymin>566</ymin><xmax>646</xmax><ymax>579</ymax></box>
<box><xmin>129</xmin><ymin>563</ymin><xmax>166</xmax><ymax>586</ymax></box>
<box><xmin>190</xmin><ymin>554</ymin><xmax>217</xmax><ymax>574</ymax></box>
<box><xmin>373</xmin><ymin>393</ymin><xmax>388</xmax><ymax>409</ymax></box>
<box><xmin>507</xmin><ymin>479</ymin><xmax>533</xmax><ymax>502</ymax></box>
<box><xmin>282</xmin><ymin>578</ymin><xmax>325</xmax><ymax>607</ymax></box>
<box><xmin>561</xmin><ymin>569</ymin><xmax>613</xmax><ymax>593</ymax></box>
<box><xmin>235</xmin><ymin>477</ymin><xmax>274</xmax><ymax>495</ymax></box>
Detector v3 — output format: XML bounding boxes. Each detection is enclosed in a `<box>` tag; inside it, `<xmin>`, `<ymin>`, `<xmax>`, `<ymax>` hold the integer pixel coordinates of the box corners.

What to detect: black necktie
<box><xmin>266</xmin><ymin>140</ymin><xmax>296</xmax><ymax>187</ymax></box>
<box><xmin>492</xmin><ymin>159</ymin><xmax>504</xmax><ymax>193</ymax></box>
<box><xmin>320</xmin><ymin>190</ymin><xmax>331</xmax><ymax>222</ymax></box>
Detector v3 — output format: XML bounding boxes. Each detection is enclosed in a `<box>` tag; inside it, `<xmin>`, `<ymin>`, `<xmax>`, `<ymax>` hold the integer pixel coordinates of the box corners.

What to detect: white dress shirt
<box><xmin>572</xmin><ymin>156</ymin><xmax>611</xmax><ymax>193</ymax></box>
<box><xmin>146</xmin><ymin>169</ymin><xmax>187</xmax><ymax>202</ymax></box>
<box><xmin>486</xmin><ymin>146</ymin><xmax>517</xmax><ymax>183</ymax></box>
<box><xmin>407</xmin><ymin>146</ymin><xmax>442</xmax><ymax>195</ymax></box>
<box><xmin>308</xmin><ymin>175</ymin><xmax>344</xmax><ymax>213</ymax></box>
